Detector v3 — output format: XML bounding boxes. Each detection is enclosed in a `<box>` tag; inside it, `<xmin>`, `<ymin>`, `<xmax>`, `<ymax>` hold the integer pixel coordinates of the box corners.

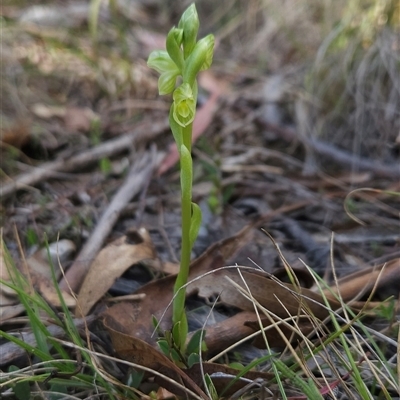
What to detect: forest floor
<box><xmin>1</xmin><ymin>1</ymin><xmax>399</xmax><ymax>399</ymax></box>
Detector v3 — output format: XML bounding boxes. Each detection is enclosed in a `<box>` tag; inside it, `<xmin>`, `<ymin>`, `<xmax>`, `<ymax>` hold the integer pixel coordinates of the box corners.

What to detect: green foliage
<box><xmin>0</xmin><ymin>240</ymin><xmax>119</xmax><ymax>399</ymax></box>
<box><xmin>8</xmin><ymin>365</ymin><xmax>31</xmax><ymax>400</ymax></box>
<box><xmin>25</xmin><ymin>227</ymin><xmax>39</xmax><ymax>247</ymax></box>
<box><xmin>147</xmin><ymin>3</ymin><xmax>215</xmax><ymax>354</ymax></box>
<box><xmin>157</xmin><ymin>328</ymin><xmax>207</xmax><ymax>369</ymax></box>
<box><xmin>273</xmin><ymin>359</ymin><xmax>324</xmax><ymax>399</ymax></box>
<box><xmin>204</xmin><ymin>373</ymin><xmax>219</xmax><ymax>400</ymax></box>
<box><xmin>99</xmin><ymin>157</ymin><xmax>112</xmax><ymax>175</ymax></box>
<box><xmin>126</xmin><ymin>370</ymin><xmax>144</xmax><ymax>390</ymax></box>
<box><xmin>377</xmin><ymin>298</ymin><xmax>396</xmax><ymax>322</ymax></box>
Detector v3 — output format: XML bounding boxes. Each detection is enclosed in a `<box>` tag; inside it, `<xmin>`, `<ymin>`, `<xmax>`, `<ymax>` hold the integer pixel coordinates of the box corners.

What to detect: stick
<box><xmin>59</xmin><ymin>148</ymin><xmax>163</xmax><ymax>294</ymax></box>
<box><xmin>1</xmin><ymin>120</ymin><xmax>168</xmax><ymax>199</ymax></box>
<box><xmin>257</xmin><ymin>119</ymin><xmax>400</xmax><ymax>179</ymax></box>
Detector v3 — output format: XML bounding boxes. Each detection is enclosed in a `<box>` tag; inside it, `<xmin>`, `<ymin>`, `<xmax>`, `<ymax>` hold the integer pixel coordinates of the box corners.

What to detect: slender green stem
<box><xmin>147</xmin><ymin>4</ymin><xmax>214</xmax><ymax>356</ymax></box>
<box><xmin>172</xmin><ymin>123</ymin><xmax>193</xmax><ymax>332</ymax></box>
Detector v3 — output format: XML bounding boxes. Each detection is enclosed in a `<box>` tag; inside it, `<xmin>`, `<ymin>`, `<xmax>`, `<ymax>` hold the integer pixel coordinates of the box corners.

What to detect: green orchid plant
<box><xmin>147</xmin><ymin>4</ymin><xmax>215</xmax><ymax>353</ymax></box>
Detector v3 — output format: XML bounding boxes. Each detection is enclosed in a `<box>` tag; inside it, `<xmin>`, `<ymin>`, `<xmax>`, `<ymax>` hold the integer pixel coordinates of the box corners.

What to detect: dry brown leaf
<box><xmin>64</xmin><ymin>107</ymin><xmax>99</xmax><ymax>133</ymax></box>
<box><xmin>0</xmin><ymin>120</ymin><xmax>31</xmax><ymax>148</ymax></box>
<box><xmin>192</xmin><ymin>311</ymin><xmax>256</xmax><ymax>355</ymax></box>
<box><xmin>31</xmin><ymin>103</ymin><xmax>98</xmax><ymax>133</ymax></box>
<box><xmin>186</xmin><ymin>269</ymin><xmax>341</xmax><ymax>349</ymax></box>
<box><xmin>26</xmin><ymin>240</ymin><xmax>76</xmax><ymax>308</ymax></box>
<box><xmin>33</xmin><ymin>272</ymin><xmax>76</xmax><ymax>308</ymax></box>
<box><xmin>77</xmin><ymin>227</ymin><xmax>158</xmax><ymax>317</ymax></box>
<box><xmin>246</xmin><ymin>315</ymin><xmax>316</xmax><ymax>349</ymax></box>
<box><xmin>102</xmin><ymin>225</ymin><xmax>254</xmax><ymax>344</ymax></box>
<box><xmin>31</xmin><ymin>103</ymin><xmax>66</xmax><ymax>119</ymax></box>
<box><xmin>27</xmin><ymin>239</ymin><xmax>76</xmax><ymax>281</ymax></box>
<box><xmin>326</xmin><ymin>258</ymin><xmax>400</xmax><ymax>301</ymax></box>
<box><xmin>186</xmin><ymin>267</ymin><xmax>337</xmax><ymax>320</ymax></box>
<box><xmin>103</xmin><ymin>315</ymin><xmax>208</xmax><ymax>399</ymax></box>
<box><xmin>0</xmin><ymin>305</ymin><xmax>26</xmax><ymax>325</ymax></box>
<box><xmin>186</xmin><ymin>362</ymin><xmax>274</xmax><ymax>397</ymax></box>
<box><xmin>155</xmin><ymin>387</ymin><xmax>176</xmax><ymax>400</ymax></box>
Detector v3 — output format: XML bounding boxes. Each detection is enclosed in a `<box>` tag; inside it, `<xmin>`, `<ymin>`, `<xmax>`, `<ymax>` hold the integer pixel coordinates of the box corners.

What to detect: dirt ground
<box><xmin>1</xmin><ymin>1</ymin><xmax>399</xmax><ymax>399</ymax></box>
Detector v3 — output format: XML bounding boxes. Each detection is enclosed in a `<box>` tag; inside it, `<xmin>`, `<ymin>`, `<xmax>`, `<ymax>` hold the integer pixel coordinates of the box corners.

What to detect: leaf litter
<box><xmin>1</xmin><ymin>1</ymin><xmax>399</xmax><ymax>399</ymax></box>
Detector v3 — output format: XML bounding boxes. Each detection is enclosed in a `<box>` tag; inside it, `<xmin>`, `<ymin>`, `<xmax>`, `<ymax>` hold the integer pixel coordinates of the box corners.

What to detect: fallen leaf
<box><xmin>0</xmin><ymin>305</ymin><xmax>26</xmax><ymax>325</ymax></box>
<box><xmin>186</xmin><ymin>269</ymin><xmax>342</xmax><ymax>349</ymax></box>
<box><xmin>77</xmin><ymin>227</ymin><xmax>158</xmax><ymax>317</ymax></box>
<box><xmin>326</xmin><ymin>258</ymin><xmax>400</xmax><ymax>301</ymax></box>
<box><xmin>189</xmin><ymin>311</ymin><xmax>256</xmax><ymax>356</ymax></box>
<box><xmin>31</xmin><ymin>103</ymin><xmax>66</xmax><ymax>119</ymax></box>
<box><xmin>32</xmin><ymin>273</ymin><xmax>76</xmax><ymax>308</ymax></box>
<box><xmin>64</xmin><ymin>107</ymin><xmax>99</xmax><ymax>133</ymax></box>
<box><xmin>186</xmin><ymin>362</ymin><xmax>274</xmax><ymax>397</ymax></box>
<box><xmin>31</xmin><ymin>103</ymin><xmax>99</xmax><ymax>133</ymax></box>
<box><xmin>0</xmin><ymin>120</ymin><xmax>31</xmax><ymax>148</ymax></box>
<box><xmin>103</xmin><ymin>315</ymin><xmax>208</xmax><ymax>399</ymax></box>
<box><xmin>102</xmin><ymin>225</ymin><xmax>254</xmax><ymax>344</ymax></box>
<box><xmin>27</xmin><ymin>239</ymin><xmax>76</xmax><ymax>281</ymax></box>
<box><xmin>26</xmin><ymin>240</ymin><xmax>76</xmax><ymax>308</ymax></box>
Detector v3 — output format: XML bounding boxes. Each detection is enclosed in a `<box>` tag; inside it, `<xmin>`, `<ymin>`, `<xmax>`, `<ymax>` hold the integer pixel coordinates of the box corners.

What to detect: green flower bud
<box><xmin>172</xmin><ymin>83</ymin><xmax>196</xmax><ymax>127</ymax></box>
<box><xmin>178</xmin><ymin>4</ymin><xmax>199</xmax><ymax>58</ymax></box>
<box><xmin>200</xmin><ymin>34</ymin><xmax>215</xmax><ymax>71</ymax></box>
<box><xmin>158</xmin><ymin>70</ymin><xmax>180</xmax><ymax>95</ymax></box>
<box><xmin>183</xmin><ymin>34</ymin><xmax>215</xmax><ymax>87</ymax></box>
<box><xmin>147</xmin><ymin>50</ymin><xmax>178</xmax><ymax>74</ymax></box>
<box><xmin>166</xmin><ymin>27</ymin><xmax>184</xmax><ymax>72</ymax></box>
<box><xmin>147</xmin><ymin>50</ymin><xmax>180</xmax><ymax>95</ymax></box>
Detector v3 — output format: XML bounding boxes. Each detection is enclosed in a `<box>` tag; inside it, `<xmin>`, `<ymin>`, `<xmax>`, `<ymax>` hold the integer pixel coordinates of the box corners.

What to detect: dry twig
<box><xmin>1</xmin><ymin>120</ymin><xmax>168</xmax><ymax>199</ymax></box>
<box><xmin>59</xmin><ymin>148</ymin><xmax>163</xmax><ymax>294</ymax></box>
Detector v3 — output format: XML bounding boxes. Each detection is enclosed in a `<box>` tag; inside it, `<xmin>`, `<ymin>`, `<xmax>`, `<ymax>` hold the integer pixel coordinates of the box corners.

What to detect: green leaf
<box><xmin>172</xmin><ymin>321</ymin><xmax>182</xmax><ymax>348</ymax></box>
<box><xmin>172</xmin><ymin>83</ymin><xmax>196</xmax><ymax>127</ymax></box>
<box><xmin>166</xmin><ymin>27</ymin><xmax>184</xmax><ymax>72</ymax></box>
<box><xmin>9</xmin><ymin>366</ymin><xmax>31</xmax><ymax>400</ymax></box>
<box><xmin>183</xmin><ymin>34</ymin><xmax>215</xmax><ymax>87</ymax></box>
<box><xmin>172</xmin><ymin>314</ymin><xmax>188</xmax><ymax>353</ymax></box>
<box><xmin>127</xmin><ymin>370</ymin><xmax>144</xmax><ymax>389</ymax></box>
<box><xmin>186</xmin><ymin>329</ymin><xmax>206</xmax><ymax>355</ymax></box>
<box><xmin>204</xmin><ymin>373</ymin><xmax>219</xmax><ymax>400</ymax></box>
<box><xmin>48</xmin><ymin>383</ymin><xmax>68</xmax><ymax>400</ymax></box>
<box><xmin>229</xmin><ymin>362</ymin><xmax>245</xmax><ymax>371</ymax></box>
<box><xmin>152</xmin><ymin>315</ymin><xmax>159</xmax><ymax>330</ymax></box>
<box><xmin>164</xmin><ymin>329</ymin><xmax>173</xmax><ymax>346</ymax></box>
<box><xmin>200</xmin><ymin>34</ymin><xmax>215</xmax><ymax>71</ymax></box>
<box><xmin>147</xmin><ymin>50</ymin><xmax>178</xmax><ymax>74</ymax></box>
<box><xmin>189</xmin><ymin>202</ymin><xmax>202</xmax><ymax>250</ymax></box>
<box><xmin>147</xmin><ymin>50</ymin><xmax>180</xmax><ymax>95</ymax></box>
<box><xmin>187</xmin><ymin>353</ymin><xmax>200</xmax><ymax>368</ymax></box>
<box><xmin>157</xmin><ymin>339</ymin><xmax>171</xmax><ymax>357</ymax></box>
